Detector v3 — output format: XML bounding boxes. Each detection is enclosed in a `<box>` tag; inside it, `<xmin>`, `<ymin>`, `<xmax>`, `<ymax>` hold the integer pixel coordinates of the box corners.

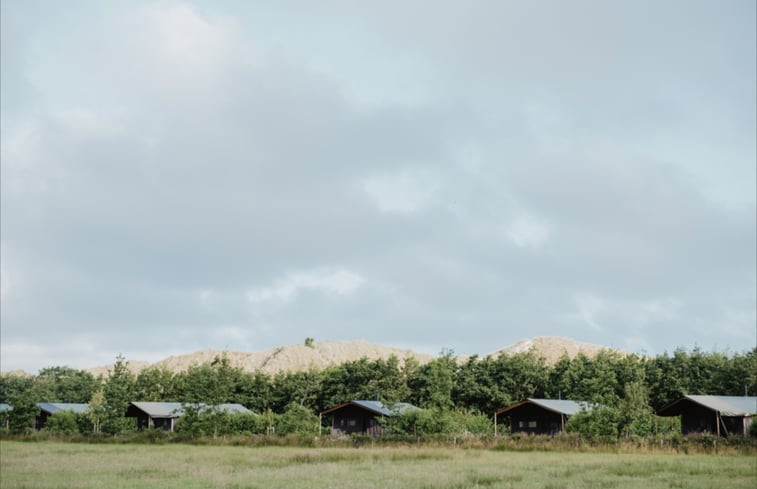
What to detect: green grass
<box><xmin>1</xmin><ymin>441</ymin><xmax>755</xmax><ymax>489</ymax></box>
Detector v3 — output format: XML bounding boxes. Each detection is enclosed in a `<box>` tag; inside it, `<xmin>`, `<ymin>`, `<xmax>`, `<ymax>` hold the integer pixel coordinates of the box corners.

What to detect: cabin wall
<box><xmin>35</xmin><ymin>412</ymin><xmax>50</xmax><ymax>430</ymax></box>
<box><xmin>330</xmin><ymin>405</ymin><xmax>383</xmax><ymax>436</ymax></box>
<box><xmin>680</xmin><ymin>404</ymin><xmax>717</xmax><ymax>435</ymax></box>
<box><xmin>507</xmin><ymin>404</ymin><xmax>564</xmax><ymax>435</ymax></box>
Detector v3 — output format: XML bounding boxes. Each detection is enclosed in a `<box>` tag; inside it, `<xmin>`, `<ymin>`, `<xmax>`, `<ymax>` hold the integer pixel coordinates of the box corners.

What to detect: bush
<box><xmin>565</xmin><ymin>406</ymin><xmax>620</xmax><ymax>442</ymax></box>
<box><xmin>382</xmin><ymin>408</ymin><xmax>493</xmax><ymax>437</ymax></box>
<box><xmin>45</xmin><ymin>410</ymin><xmax>79</xmax><ymax>435</ymax></box>
<box><xmin>275</xmin><ymin>404</ymin><xmax>319</xmax><ymax>435</ymax></box>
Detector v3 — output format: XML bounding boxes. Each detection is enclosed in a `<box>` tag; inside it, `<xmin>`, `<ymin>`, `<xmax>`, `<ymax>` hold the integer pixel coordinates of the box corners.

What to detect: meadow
<box><xmin>1</xmin><ymin>441</ymin><xmax>755</xmax><ymax>489</ymax></box>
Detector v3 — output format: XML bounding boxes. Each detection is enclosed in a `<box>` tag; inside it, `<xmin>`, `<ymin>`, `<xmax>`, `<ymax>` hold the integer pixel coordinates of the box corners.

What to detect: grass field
<box><xmin>1</xmin><ymin>441</ymin><xmax>755</xmax><ymax>489</ymax></box>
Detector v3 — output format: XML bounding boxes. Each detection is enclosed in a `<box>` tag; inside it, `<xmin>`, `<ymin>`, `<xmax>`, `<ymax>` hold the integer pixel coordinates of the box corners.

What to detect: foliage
<box><xmin>2</xmin><ymin>346</ymin><xmax>756</xmax><ymax>438</ymax></box>
<box><xmin>134</xmin><ymin>367</ymin><xmax>175</xmax><ymax>401</ymax></box>
<box><xmin>275</xmin><ymin>403</ymin><xmax>319</xmax><ymax>435</ymax></box>
<box><xmin>44</xmin><ymin>410</ymin><xmax>80</xmax><ymax>435</ymax></box>
<box><xmin>383</xmin><ymin>408</ymin><xmax>493</xmax><ymax>437</ymax></box>
<box><xmin>5</xmin><ymin>391</ymin><xmax>38</xmax><ymax>434</ymax></box>
<box><xmin>36</xmin><ymin>367</ymin><xmax>100</xmax><ymax>403</ymax></box>
<box><xmin>101</xmin><ymin>355</ymin><xmax>136</xmax><ymax>434</ymax></box>
<box><xmin>618</xmin><ymin>381</ymin><xmax>654</xmax><ymax>437</ymax></box>
<box><xmin>565</xmin><ymin>405</ymin><xmax>620</xmax><ymax>441</ymax></box>
<box><xmin>410</xmin><ymin>350</ymin><xmax>456</xmax><ymax>409</ymax></box>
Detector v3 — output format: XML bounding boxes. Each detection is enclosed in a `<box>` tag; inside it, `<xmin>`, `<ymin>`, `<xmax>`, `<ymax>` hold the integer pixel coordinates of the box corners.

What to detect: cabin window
<box><xmin>518</xmin><ymin>421</ymin><xmax>537</xmax><ymax>429</ymax></box>
<box><xmin>348</xmin><ymin>419</ymin><xmax>357</xmax><ymax>427</ymax></box>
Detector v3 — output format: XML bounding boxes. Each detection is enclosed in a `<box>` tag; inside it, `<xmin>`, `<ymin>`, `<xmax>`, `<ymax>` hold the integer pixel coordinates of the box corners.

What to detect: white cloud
<box><xmin>570</xmin><ymin>291</ymin><xmax>607</xmax><ymax>331</ymax></box>
<box><xmin>505</xmin><ymin>213</ymin><xmax>550</xmax><ymax>249</ymax></box>
<box><xmin>363</xmin><ymin>171</ymin><xmax>437</xmax><ymax>214</ymax></box>
<box><xmin>248</xmin><ymin>268</ymin><xmax>364</xmax><ymax>306</ymax></box>
<box><xmin>138</xmin><ymin>2</ymin><xmax>241</xmax><ymax>72</ymax></box>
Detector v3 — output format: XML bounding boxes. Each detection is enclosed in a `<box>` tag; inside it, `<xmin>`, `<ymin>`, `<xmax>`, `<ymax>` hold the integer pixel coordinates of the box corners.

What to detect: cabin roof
<box><xmin>495</xmin><ymin>398</ymin><xmax>590</xmax><ymax>416</ymax></box>
<box><xmin>657</xmin><ymin>395</ymin><xmax>757</xmax><ymax>417</ymax></box>
<box><xmin>127</xmin><ymin>402</ymin><xmax>252</xmax><ymax>418</ymax></box>
<box><xmin>36</xmin><ymin>403</ymin><xmax>89</xmax><ymax>414</ymax></box>
<box><xmin>321</xmin><ymin>400</ymin><xmax>419</xmax><ymax>416</ymax></box>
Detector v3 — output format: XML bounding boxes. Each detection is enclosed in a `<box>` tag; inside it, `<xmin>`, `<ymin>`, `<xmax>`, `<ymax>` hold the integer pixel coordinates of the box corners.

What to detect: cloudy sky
<box><xmin>1</xmin><ymin>0</ymin><xmax>755</xmax><ymax>373</ymax></box>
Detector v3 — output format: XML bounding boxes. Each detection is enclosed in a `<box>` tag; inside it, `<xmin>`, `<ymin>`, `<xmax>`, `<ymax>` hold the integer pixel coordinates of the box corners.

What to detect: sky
<box><xmin>1</xmin><ymin>0</ymin><xmax>755</xmax><ymax>373</ymax></box>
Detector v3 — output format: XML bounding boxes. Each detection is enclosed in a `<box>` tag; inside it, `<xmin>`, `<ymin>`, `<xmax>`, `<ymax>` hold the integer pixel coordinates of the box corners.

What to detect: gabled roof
<box><xmin>36</xmin><ymin>403</ymin><xmax>89</xmax><ymax>415</ymax></box>
<box><xmin>321</xmin><ymin>400</ymin><xmax>419</xmax><ymax>416</ymax></box>
<box><xmin>127</xmin><ymin>402</ymin><xmax>253</xmax><ymax>418</ymax></box>
<box><xmin>657</xmin><ymin>395</ymin><xmax>757</xmax><ymax>417</ymax></box>
<box><xmin>495</xmin><ymin>398</ymin><xmax>590</xmax><ymax>416</ymax></box>
<box><xmin>129</xmin><ymin>402</ymin><xmax>184</xmax><ymax>418</ymax></box>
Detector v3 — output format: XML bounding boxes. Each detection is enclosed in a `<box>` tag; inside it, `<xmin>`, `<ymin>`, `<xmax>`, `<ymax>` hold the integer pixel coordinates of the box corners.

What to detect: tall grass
<box><xmin>1</xmin><ymin>440</ymin><xmax>755</xmax><ymax>489</ymax></box>
<box><xmin>2</xmin><ymin>431</ymin><xmax>755</xmax><ymax>455</ymax></box>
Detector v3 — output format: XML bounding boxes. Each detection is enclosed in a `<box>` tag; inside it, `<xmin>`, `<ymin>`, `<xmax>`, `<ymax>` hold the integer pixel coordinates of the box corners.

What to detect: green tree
<box><xmin>236</xmin><ymin>371</ymin><xmax>272</xmax><ymax>414</ymax></box>
<box><xmin>270</xmin><ymin>370</ymin><xmax>322</xmax><ymax>412</ymax></box>
<box><xmin>6</xmin><ymin>391</ymin><xmax>38</xmax><ymax>434</ymax></box>
<box><xmin>410</xmin><ymin>350</ymin><xmax>456</xmax><ymax>409</ymax></box>
<box><xmin>275</xmin><ymin>403</ymin><xmax>319</xmax><ymax>435</ymax></box>
<box><xmin>44</xmin><ymin>410</ymin><xmax>79</xmax><ymax>435</ymax></box>
<box><xmin>618</xmin><ymin>381</ymin><xmax>654</xmax><ymax>437</ymax></box>
<box><xmin>565</xmin><ymin>405</ymin><xmax>620</xmax><ymax>441</ymax></box>
<box><xmin>36</xmin><ymin>367</ymin><xmax>99</xmax><ymax>403</ymax></box>
<box><xmin>134</xmin><ymin>366</ymin><xmax>175</xmax><ymax>401</ymax></box>
<box><xmin>0</xmin><ymin>374</ymin><xmax>34</xmax><ymax>404</ymax></box>
<box><xmin>87</xmin><ymin>389</ymin><xmax>107</xmax><ymax>434</ymax></box>
<box><xmin>101</xmin><ymin>355</ymin><xmax>136</xmax><ymax>434</ymax></box>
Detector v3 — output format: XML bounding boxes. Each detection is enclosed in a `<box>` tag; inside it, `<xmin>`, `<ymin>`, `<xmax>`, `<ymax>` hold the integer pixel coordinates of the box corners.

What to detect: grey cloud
<box><xmin>1</xmin><ymin>0</ymin><xmax>754</xmax><ymax>371</ymax></box>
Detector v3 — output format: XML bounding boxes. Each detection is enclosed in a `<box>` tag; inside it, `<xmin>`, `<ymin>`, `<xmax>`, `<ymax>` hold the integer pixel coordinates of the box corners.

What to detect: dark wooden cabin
<box><xmin>656</xmin><ymin>395</ymin><xmax>756</xmax><ymax>437</ymax></box>
<box><xmin>494</xmin><ymin>398</ymin><xmax>588</xmax><ymax>436</ymax></box>
<box><xmin>321</xmin><ymin>400</ymin><xmax>418</xmax><ymax>436</ymax></box>
<box><xmin>35</xmin><ymin>403</ymin><xmax>89</xmax><ymax>430</ymax></box>
<box><xmin>125</xmin><ymin>402</ymin><xmax>252</xmax><ymax>431</ymax></box>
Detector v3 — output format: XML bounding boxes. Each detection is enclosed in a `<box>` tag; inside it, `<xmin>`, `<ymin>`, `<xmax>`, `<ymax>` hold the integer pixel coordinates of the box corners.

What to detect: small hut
<box><xmin>494</xmin><ymin>398</ymin><xmax>589</xmax><ymax>435</ymax></box>
<box><xmin>125</xmin><ymin>402</ymin><xmax>252</xmax><ymax>431</ymax></box>
<box><xmin>0</xmin><ymin>403</ymin><xmax>12</xmax><ymax>431</ymax></box>
<box><xmin>35</xmin><ymin>403</ymin><xmax>89</xmax><ymax>430</ymax></box>
<box><xmin>656</xmin><ymin>395</ymin><xmax>756</xmax><ymax>437</ymax></box>
<box><xmin>321</xmin><ymin>400</ymin><xmax>418</xmax><ymax>436</ymax></box>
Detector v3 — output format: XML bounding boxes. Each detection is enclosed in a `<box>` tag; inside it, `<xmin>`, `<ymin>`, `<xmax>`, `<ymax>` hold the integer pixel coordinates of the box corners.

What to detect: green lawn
<box><xmin>0</xmin><ymin>441</ymin><xmax>754</xmax><ymax>489</ymax></box>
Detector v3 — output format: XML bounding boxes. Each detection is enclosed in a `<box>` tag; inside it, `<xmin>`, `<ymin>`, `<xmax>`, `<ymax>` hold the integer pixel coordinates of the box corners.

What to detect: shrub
<box><xmin>45</xmin><ymin>410</ymin><xmax>79</xmax><ymax>435</ymax></box>
<box><xmin>275</xmin><ymin>403</ymin><xmax>319</xmax><ymax>435</ymax></box>
<box><xmin>565</xmin><ymin>406</ymin><xmax>620</xmax><ymax>442</ymax></box>
<box><xmin>382</xmin><ymin>408</ymin><xmax>493</xmax><ymax>437</ymax></box>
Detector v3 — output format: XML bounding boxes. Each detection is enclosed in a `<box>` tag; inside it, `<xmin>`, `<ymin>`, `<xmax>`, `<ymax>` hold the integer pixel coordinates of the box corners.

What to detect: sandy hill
<box><xmin>6</xmin><ymin>337</ymin><xmax>622</xmax><ymax>378</ymax></box>
<box><xmin>489</xmin><ymin>336</ymin><xmax>623</xmax><ymax>364</ymax></box>
<box><xmin>86</xmin><ymin>340</ymin><xmax>436</xmax><ymax>377</ymax></box>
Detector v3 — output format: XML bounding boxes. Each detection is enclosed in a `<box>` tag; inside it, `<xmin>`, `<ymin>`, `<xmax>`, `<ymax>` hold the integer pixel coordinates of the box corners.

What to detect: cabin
<box><xmin>321</xmin><ymin>400</ymin><xmax>419</xmax><ymax>436</ymax></box>
<box><xmin>0</xmin><ymin>403</ymin><xmax>11</xmax><ymax>431</ymax></box>
<box><xmin>494</xmin><ymin>398</ymin><xmax>589</xmax><ymax>435</ymax></box>
<box><xmin>125</xmin><ymin>402</ymin><xmax>252</xmax><ymax>431</ymax></box>
<box><xmin>35</xmin><ymin>403</ymin><xmax>89</xmax><ymax>430</ymax></box>
<box><xmin>656</xmin><ymin>395</ymin><xmax>756</xmax><ymax>437</ymax></box>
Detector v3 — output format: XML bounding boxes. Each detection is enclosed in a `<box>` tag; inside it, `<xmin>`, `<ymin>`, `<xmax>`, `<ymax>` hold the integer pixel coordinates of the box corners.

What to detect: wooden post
<box><xmin>561</xmin><ymin>414</ymin><xmax>565</xmax><ymax>432</ymax></box>
<box><xmin>318</xmin><ymin>413</ymin><xmax>322</xmax><ymax>436</ymax></box>
<box><xmin>494</xmin><ymin>412</ymin><xmax>498</xmax><ymax>436</ymax></box>
<box><xmin>716</xmin><ymin>412</ymin><xmax>720</xmax><ymax>437</ymax></box>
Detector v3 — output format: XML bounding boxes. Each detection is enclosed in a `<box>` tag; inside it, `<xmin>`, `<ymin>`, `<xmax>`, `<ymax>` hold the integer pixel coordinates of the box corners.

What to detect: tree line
<box><xmin>1</xmin><ymin>346</ymin><xmax>755</xmax><ymax>439</ymax></box>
